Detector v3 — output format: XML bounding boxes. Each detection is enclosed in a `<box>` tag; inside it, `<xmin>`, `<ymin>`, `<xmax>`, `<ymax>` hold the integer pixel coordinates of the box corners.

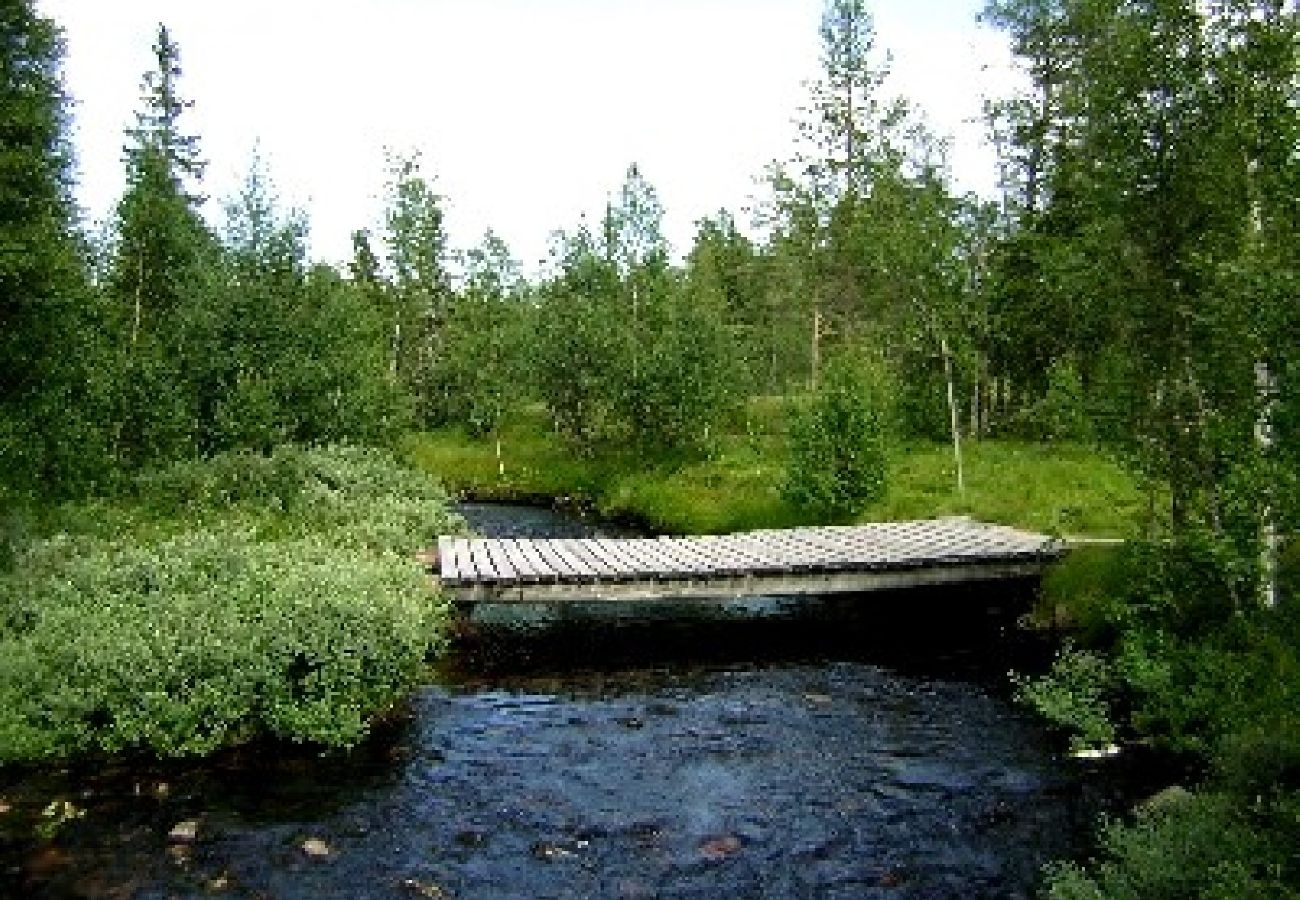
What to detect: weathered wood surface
<box><xmin>437</xmin><ymin>518</ymin><xmax>1063</xmax><ymax>604</ymax></box>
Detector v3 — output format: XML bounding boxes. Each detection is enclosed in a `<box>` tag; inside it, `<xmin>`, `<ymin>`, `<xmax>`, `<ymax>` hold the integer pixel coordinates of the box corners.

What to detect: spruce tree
<box><xmin>106</xmin><ymin>23</ymin><xmax>215</xmax><ymax>467</ymax></box>
<box><xmin>0</xmin><ymin>1</ymin><xmax>109</xmax><ymax>491</ymax></box>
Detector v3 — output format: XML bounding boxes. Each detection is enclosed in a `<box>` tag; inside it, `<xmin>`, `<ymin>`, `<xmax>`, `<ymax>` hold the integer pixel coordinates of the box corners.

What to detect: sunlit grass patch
<box><xmin>871</xmin><ymin>441</ymin><xmax>1142</xmax><ymax>538</ymax></box>
<box><xmin>406</xmin><ymin>403</ymin><xmax>1142</xmax><ymax>539</ymax></box>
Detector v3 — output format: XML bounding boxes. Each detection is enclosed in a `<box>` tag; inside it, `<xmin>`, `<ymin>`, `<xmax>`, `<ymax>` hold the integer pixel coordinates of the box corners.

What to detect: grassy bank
<box><xmin>0</xmin><ymin>446</ymin><xmax>460</xmax><ymax>765</ymax></box>
<box><xmin>403</xmin><ymin>402</ymin><xmax>1143</xmax><ymax>538</ymax></box>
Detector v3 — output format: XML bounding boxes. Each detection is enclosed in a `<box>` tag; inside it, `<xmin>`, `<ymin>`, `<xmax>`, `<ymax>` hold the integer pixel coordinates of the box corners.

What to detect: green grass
<box><xmin>403</xmin><ymin>401</ymin><xmax>1143</xmax><ymax>538</ymax></box>
<box><xmin>872</xmin><ymin>440</ymin><xmax>1145</xmax><ymax>538</ymax></box>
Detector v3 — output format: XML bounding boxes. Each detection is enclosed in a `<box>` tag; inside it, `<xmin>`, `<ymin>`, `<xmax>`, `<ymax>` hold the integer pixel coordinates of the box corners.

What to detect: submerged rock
<box><xmin>167</xmin><ymin>819</ymin><xmax>200</xmax><ymax>844</ymax></box>
<box><xmin>300</xmin><ymin>837</ymin><xmax>332</xmax><ymax>859</ymax></box>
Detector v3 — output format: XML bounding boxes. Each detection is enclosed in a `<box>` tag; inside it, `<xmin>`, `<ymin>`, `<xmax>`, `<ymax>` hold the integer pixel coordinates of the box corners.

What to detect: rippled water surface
<box><xmin>0</xmin><ymin>504</ymin><xmax>1119</xmax><ymax>899</ymax></box>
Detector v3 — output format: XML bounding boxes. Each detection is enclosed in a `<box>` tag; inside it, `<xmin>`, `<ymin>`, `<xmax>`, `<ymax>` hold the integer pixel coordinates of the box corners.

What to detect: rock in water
<box><xmin>301</xmin><ymin>837</ymin><xmax>333</xmax><ymax>859</ymax></box>
<box><xmin>168</xmin><ymin>820</ymin><xmax>200</xmax><ymax>844</ymax></box>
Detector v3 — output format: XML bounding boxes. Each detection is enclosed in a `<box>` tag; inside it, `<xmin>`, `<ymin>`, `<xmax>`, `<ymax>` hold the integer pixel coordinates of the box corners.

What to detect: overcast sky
<box><xmin>39</xmin><ymin>0</ymin><xmax>1017</xmax><ymax>274</ymax></box>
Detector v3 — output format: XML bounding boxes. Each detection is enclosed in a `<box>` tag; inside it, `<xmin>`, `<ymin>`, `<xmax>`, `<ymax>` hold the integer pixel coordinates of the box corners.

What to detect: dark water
<box><xmin>0</xmin><ymin>504</ymin><xmax>1134</xmax><ymax>899</ymax></box>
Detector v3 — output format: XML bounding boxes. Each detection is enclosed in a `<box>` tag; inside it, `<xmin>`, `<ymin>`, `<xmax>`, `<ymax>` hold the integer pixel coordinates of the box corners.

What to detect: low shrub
<box><xmin>1043</xmin><ymin>790</ymin><xmax>1295</xmax><ymax>899</ymax></box>
<box><xmin>130</xmin><ymin>444</ymin><xmax>461</xmax><ymax>553</ymax></box>
<box><xmin>783</xmin><ymin>358</ymin><xmax>890</xmax><ymax>520</ymax></box>
<box><xmin>1013</xmin><ymin>642</ymin><xmax>1118</xmax><ymax>753</ymax></box>
<box><xmin>0</xmin><ymin>529</ymin><xmax>443</xmax><ymax>763</ymax></box>
<box><xmin>0</xmin><ymin>445</ymin><xmax>460</xmax><ymax>764</ymax></box>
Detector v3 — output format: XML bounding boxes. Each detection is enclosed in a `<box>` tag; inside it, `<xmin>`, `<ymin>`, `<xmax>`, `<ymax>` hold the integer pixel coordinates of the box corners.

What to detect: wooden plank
<box><xmin>515</xmin><ymin>539</ymin><xmax>559</xmax><ymax>583</ymax></box>
<box><xmin>551</xmin><ymin>539</ymin><xmax>603</xmax><ymax>580</ymax></box>
<box><xmin>452</xmin><ymin>539</ymin><xmax>476</xmax><ymax>583</ymax></box>
<box><xmin>595</xmin><ymin>538</ymin><xmax>644</xmax><ymax>580</ymax></box>
<box><xmin>484</xmin><ymin>539</ymin><xmax>518</xmax><ymax>582</ymax></box>
<box><xmin>585</xmin><ymin>539</ymin><xmax>639</xmax><ymax>581</ymax></box>
<box><xmin>450</xmin><ymin>558</ymin><xmax>1050</xmax><ymax>605</ymax></box>
<box><xmin>437</xmin><ymin>536</ymin><xmax>458</xmax><ymax>581</ymax></box>
<box><xmin>468</xmin><ymin>539</ymin><xmax>499</xmax><ymax>582</ymax></box>
<box><xmin>531</xmin><ymin>539</ymin><xmax>584</xmax><ymax>580</ymax></box>
<box><xmin>745</xmin><ymin>530</ymin><xmax>822</xmax><ymax>571</ymax></box>
<box><xmin>686</xmin><ymin>533</ymin><xmax>759</xmax><ymax>577</ymax></box>
<box><xmin>654</xmin><ymin>537</ymin><xmax>724</xmax><ymax>577</ymax></box>
<box><xmin>730</xmin><ymin>534</ymin><xmax>795</xmax><ymax>573</ymax></box>
<box><xmin>500</xmin><ymin>539</ymin><xmax>541</xmax><ymax>583</ymax></box>
<box><xmin>602</xmin><ymin>538</ymin><xmax>670</xmax><ymax>579</ymax></box>
<box><xmin>637</xmin><ymin>537</ymin><xmax>700</xmax><ymax>578</ymax></box>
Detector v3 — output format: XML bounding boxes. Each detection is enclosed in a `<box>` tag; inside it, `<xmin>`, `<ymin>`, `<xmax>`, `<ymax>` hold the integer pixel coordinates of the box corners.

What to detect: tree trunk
<box><xmin>810</xmin><ymin>305</ymin><xmax>822</xmax><ymax>390</ymax></box>
<box><xmin>941</xmin><ymin>337</ymin><xmax>965</xmax><ymax>495</ymax></box>
<box><xmin>131</xmin><ymin>255</ymin><xmax>144</xmax><ymax>345</ymax></box>
<box><xmin>1256</xmin><ymin>361</ymin><xmax>1278</xmax><ymax>608</ymax></box>
<box><xmin>391</xmin><ymin>318</ymin><xmax>401</xmax><ymax>378</ymax></box>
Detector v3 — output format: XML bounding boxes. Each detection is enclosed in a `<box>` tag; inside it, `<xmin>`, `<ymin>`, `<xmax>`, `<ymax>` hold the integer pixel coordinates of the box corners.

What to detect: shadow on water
<box><xmin>0</xmin><ymin>503</ymin><xmax>1152</xmax><ymax>900</ymax></box>
<box><xmin>442</xmin><ymin>578</ymin><xmax>1053</xmax><ymax>689</ymax></box>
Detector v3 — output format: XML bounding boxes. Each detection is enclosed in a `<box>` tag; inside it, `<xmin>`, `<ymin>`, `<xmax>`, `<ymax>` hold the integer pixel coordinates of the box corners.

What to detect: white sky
<box><xmin>39</xmin><ymin>0</ymin><xmax>1018</xmax><ymax>274</ymax></box>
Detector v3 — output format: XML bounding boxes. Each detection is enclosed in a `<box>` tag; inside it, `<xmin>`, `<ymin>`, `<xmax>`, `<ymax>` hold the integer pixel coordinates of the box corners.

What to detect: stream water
<box><xmin>0</xmin><ymin>503</ymin><xmax>1134</xmax><ymax>899</ymax></box>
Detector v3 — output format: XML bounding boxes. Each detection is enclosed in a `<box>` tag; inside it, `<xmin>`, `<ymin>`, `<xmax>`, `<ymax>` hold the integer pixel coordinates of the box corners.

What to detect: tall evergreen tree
<box><xmin>110</xmin><ymin>23</ymin><xmax>211</xmax><ymax>346</ymax></box>
<box><xmin>0</xmin><ymin>1</ymin><xmax>109</xmax><ymax>490</ymax></box>
<box><xmin>105</xmin><ymin>23</ymin><xmax>215</xmax><ymax>468</ymax></box>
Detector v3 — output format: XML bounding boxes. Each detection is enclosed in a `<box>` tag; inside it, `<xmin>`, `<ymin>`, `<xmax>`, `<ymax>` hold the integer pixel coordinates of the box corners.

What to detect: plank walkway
<box><xmin>436</xmin><ymin>518</ymin><xmax>1064</xmax><ymax>605</ymax></box>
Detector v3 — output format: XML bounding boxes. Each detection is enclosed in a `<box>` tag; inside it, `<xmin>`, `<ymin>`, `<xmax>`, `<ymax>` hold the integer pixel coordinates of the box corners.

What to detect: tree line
<box><xmin>2</xmin><ymin>0</ymin><xmax>1295</xmax><ymax>539</ymax></box>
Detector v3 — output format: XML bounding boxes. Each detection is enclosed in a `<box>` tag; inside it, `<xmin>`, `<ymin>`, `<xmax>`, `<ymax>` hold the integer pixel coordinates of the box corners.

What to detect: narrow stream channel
<box><xmin>1</xmin><ymin>503</ymin><xmax>1129</xmax><ymax>899</ymax></box>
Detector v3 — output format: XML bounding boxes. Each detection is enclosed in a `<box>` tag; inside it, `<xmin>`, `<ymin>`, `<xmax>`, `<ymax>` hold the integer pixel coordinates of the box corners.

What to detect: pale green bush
<box><xmin>0</xmin><ymin>445</ymin><xmax>460</xmax><ymax>763</ymax></box>
<box><xmin>0</xmin><ymin>529</ymin><xmax>442</xmax><ymax>761</ymax></box>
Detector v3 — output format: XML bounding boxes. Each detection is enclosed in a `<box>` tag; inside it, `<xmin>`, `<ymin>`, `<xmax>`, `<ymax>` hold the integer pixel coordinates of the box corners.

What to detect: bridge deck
<box><xmin>437</xmin><ymin>518</ymin><xmax>1063</xmax><ymax>605</ymax></box>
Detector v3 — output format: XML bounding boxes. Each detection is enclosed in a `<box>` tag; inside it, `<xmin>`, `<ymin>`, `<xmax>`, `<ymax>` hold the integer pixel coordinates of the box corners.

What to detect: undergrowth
<box><xmin>0</xmin><ymin>445</ymin><xmax>460</xmax><ymax>764</ymax></box>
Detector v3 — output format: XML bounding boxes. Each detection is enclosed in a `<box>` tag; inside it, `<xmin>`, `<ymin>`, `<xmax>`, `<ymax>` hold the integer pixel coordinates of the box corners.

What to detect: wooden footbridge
<box><xmin>436</xmin><ymin>518</ymin><xmax>1064</xmax><ymax>606</ymax></box>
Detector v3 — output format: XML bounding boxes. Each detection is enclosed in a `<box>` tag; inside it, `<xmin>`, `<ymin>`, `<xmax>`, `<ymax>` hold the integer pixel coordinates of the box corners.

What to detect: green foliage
<box><xmin>407</xmin><ymin>407</ymin><xmax>1141</xmax><ymax>537</ymax></box>
<box><xmin>531</xmin><ymin>167</ymin><xmax>742</xmax><ymax>456</ymax></box>
<box><xmin>1042</xmin><ymin>791</ymin><xmax>1296</xmax><ymax>899</ymax></box>
<box><xmin>1116</xmin><ymin>603</ymin><xmax>1299</xmax><ymax>762</ymax></box>
<box><xmin>0</xmin><ymin>531</ymin><xmax>439</xmax><ymax>760</ymax></box>
<box><xmin>0</xmin><ymin>447</ymin><xmax>459</xmax><ymax>763</ymax></box>
<box><xmin>783</xmin><ymin>356</ymin><xmax>890</xmax><ymax>519</ymax></box>
<box><xmin>380</xmin><ymin>150</ymin><xmax>451</xmax><ymax>422</ymax></box>
<box><xmin>0</xmin><ymin>0</ymin><xmax>116</xmax><ymax>494</ymax></box>
<box><xmin>619</xmin><ymin>275</ymin><xmax>741</xmax><ymax>454</ymax></box>
<box><xmin>432</xmin><ymin>230</ymin><xmax>527</xmax><ymax>437</ymax></box>
<box><xmin>1020</xmin><ymin>355</ymin><xmax>1093</xmax><ymax>442</ymax></box>
<box><xmin>129</xmin><ymin>445</ymin><xmax>459</xmax><ymax>553</ymax></box>
<box><xmin>1037</xmin><ymin>543</ymin><xmax>1127</xmax><ymax>639</ymax></box>
<box><xmin>1014</xmin><ymin>643</ymin><xmax>1117</xmax><ymax>753</ymax></box>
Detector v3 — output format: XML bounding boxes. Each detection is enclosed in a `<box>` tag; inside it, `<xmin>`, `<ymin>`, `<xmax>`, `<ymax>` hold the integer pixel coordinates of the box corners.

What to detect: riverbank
<box><xmin>402</xmin><ymin>403</ymin><xmax>1144</xmax><ymax>538</ymax></box>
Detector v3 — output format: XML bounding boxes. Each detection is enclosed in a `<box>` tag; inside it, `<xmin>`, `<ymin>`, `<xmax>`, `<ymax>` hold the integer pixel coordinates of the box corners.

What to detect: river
<box><xmin>0</xmin><ymin>503</ymin><xmax>1129</xmax><ymax>899</ymax></box>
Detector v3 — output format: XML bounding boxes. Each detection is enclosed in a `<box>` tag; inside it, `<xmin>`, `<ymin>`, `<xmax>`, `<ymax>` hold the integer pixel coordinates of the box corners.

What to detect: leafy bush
<box><xmin>1116</xmin><ymin>605</ymin><xmax>1300</xmax><ymax>761</ymax></box>
<box><xmin>1013</xmin><ymin>642</ymin><xmax>1118</xmax><ymax>753</ymax></box>
<box><xmin>0</xmin><ymin>446</ymin><xmax>460</xmax><ymax>763</ymax></box>
<box><xmin>783</xmin><ymin>356</ymin><xmax>890</xmax><ymax>519</ymax></box>
<box><xmin>130</xmin><ymin>444</ymin><xmax>461</xmax><ymax>553</ymax></box>
<box><xmin>1043</xmin><ymin>791</ymin><xmax>1295</xmax><ymax>899</ymax></box>
<box><xmin>0</xmin><ymin>530</ymin><xmax>442</xmax><ymax>761</ymax></box>
<box><xmin>1019</xmin><ymin>355</ymin><xmax>1094</xmax><ymax>442</ymax></box>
